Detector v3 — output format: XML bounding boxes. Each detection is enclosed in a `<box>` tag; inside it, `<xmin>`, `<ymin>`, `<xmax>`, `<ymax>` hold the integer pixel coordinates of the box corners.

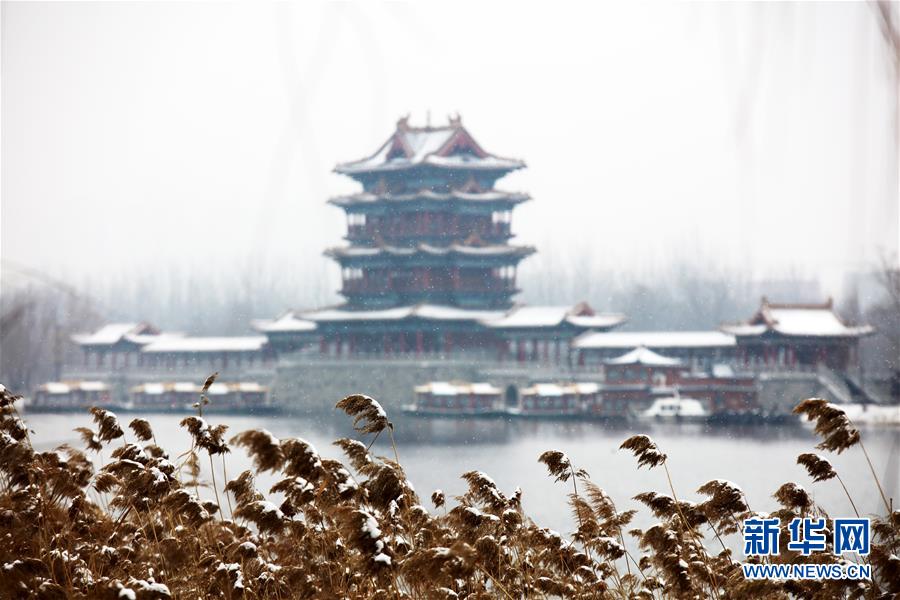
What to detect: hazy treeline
<box><xmin>1</xmin><ymin>259</ymin><xmax>898</xmax><ymax>392</ymax></box>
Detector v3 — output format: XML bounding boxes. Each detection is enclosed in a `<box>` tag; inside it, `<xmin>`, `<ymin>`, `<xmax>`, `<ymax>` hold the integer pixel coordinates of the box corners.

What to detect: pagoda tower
<box><xmin>326</xmin><ymin>115</ymin><xmax>535</xmax><ymax>309</ymax></box>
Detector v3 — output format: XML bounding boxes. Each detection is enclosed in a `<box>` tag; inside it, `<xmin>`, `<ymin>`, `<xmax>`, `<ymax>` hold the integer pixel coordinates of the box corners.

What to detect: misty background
<box><xmin>2</xmin><ymin>2</ymin><xmax>899</xmax><ymax>387</ymax></box>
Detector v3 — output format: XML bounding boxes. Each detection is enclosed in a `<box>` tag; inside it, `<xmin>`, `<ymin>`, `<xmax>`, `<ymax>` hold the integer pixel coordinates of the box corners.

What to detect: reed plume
<box><xmin>0</xmin><ymin>382</ymin><xmax>895</xmax><ymax>599</ymax></box>
<box><xmin>619</xmin><ymin>435</ymin><xmax>667</xmax><ymax>469</ymax></box>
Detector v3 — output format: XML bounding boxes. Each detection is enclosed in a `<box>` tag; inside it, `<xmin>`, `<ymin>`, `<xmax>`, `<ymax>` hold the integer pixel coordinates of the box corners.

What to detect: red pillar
<box><xmin>416</xmin><ymin>331</ymin><xmax>424</xmax><ymax>356</ymax></box>
<box><xmin>517</xmin><ymin>340</ymin><xmax>525</xmax><ymax>363</ymax></box>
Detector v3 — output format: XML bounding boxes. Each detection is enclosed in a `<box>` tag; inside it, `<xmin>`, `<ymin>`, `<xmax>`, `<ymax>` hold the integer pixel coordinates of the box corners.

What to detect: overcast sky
<box><xmin>2</xmin><ymin>1</ymin><xmax>898</xmax><ymax>298</ymax></box>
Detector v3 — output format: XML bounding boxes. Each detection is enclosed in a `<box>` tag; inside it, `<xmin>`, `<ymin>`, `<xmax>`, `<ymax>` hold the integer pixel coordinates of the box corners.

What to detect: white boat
<box><xmin>640</xmin><ymin>396</ymin><xmax>709</xmax><ymax>422</ymax></box>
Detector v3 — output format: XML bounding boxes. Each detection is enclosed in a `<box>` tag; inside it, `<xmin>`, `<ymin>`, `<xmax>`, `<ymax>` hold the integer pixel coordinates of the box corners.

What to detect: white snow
<box><xmin>206</xmin><ymin>383</ymin><xmax>229</xmax><ymax>395</ymax></box>
<box><xmin>708</xmin><ymin>479</ymin><xmax>744</xmax><ymax>494</ymax></box>
<box><xmin>40</xmin><ymin>381</ymin><xmax>109</xmax><ymax>394</ymax></box>
<box><xmin>149</xmin><ymin>468</ymin><xmax>168</xmax><ymax>485</ymax></box>
<box><xmin>465</xmin><ymin>506</ymin><xmax>500</xmax><ymax>522</ymax></box>
<box><xmin>295</xmin><ymin>438</ymin><xmax>322</xmax><ymax>469</ymax></box>
<box><xmin>569</xmin><ymin>383</ymin><xmax>600</xmax><ymax>394</ymax></box>
<box><xmin>722</xmin><ymin>302</ymin><xmax>874</xmax><ymax>338</ymax></box>
<box><xmin>132</xmin><ymin>381</ymin><xmax>267</xmax><ymax>396</ymax></box>
<box><xmin>767</xmin><ymin>307</ymin><xmax>864</xmax><ymax>337</ymax></box>
<box><xmin>484</xmin><ymin>304</ymin><xmax>625</xmax><ymax>330</ymax></box>
<box><xmin>252</xmin><ymin>501</ymin><xmax>284</xmax><ymax>519</ymax></box>
<box><xmin>326</xmin><ymin>243</ymin><xmax>531</xmax><ymax>259</ymax></box>
<box><xmin>574</xmin><ymin>330</ymin><xmax>737</xmax><ymax>350</ymax></box>
<box><xmin>72</xmin><ymin>323</ymin><xmax>142</xmax><ymax>346</ymax></box>
<box><xmin>329</xmin><ymin>189</ymin><xmax>529</xmax><ymax>207</ymax></box>
<box><xmin>605</xmin><ymin>346</ymin><xmax>682</xmax><ymax>366</ymax></box>
<box><xmin>142</xmin><ymin>336</ymin><xmax>267</xmax><ymax>353</ymax></box>
<box><xmin>565</xmin><ymin>314</ymin><xmax>628</xmax><ymax>329</ymax></box>
<box><xmin>252</xmin><ymin>312</ymin><xmax>318</xmax><ymax>333</ymax></box>
<box><xmin>361</xmin><ymin>511</ymin><xmax>382</xmax><ymax>539</ymax></box>
<box><xmin>43</xmin><ymin>383</ymin><xmax>71</xmax><ymax>394</ymax></box>
<box><xmin>523</xmin><ymin>384</ymin><xmax>565</xmax><ymax>397</ymax></box>
<box><xmin>335</xmin><ymin>122</ymin><xmax>524</xmax><ymax>174</ymax></box>
<box><xmin>128</xmin><ymin>579</ymin><xmax>170</xmax><ymax>596</ymax></box>
<box><xmin>487</xmin><ymin>306</ymin><xmax>570</xmax><ymax>328</ymax></box>
<box><xmin>78</xmin><ymin>381</ymin><xmax>108</xmax><ymax>392</ymax></box>
<box><xmin>237</xmin><ymin>382</ymin><xmax>264</xmax><ymax>393</ymax></box>
<box><xmin>368</xmin><ymin>398</ymin><xmax>387</xmax><ymax>419</ymax></box>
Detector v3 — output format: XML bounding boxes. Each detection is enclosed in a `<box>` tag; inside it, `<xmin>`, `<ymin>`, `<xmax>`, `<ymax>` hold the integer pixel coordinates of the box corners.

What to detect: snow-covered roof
<box><xmin>569</xmin><ymin>382</ymin><xmax>600</xmax><ymax>394</ymax></box>
<box><xmin>719</xmin><ymin>324</ymin><xmax>767</xmax><ymax>336</ymax></box>
<box><xmin>252</xmin><ymin>312</ymin><xmax>318</xmax><ymax>334</ymax></box>
<box><xmin>721</xmin><ymin>300</ymin><xmax>875</xmax><ymax>338</ymax></box>
<box><xmin>416</xmin><ymin>381</ymin><xmax>457</xmax><ymax>396</ymax></box>
<box><xmin>329</xmin><ymin>189</ymin><xmax>529</xmax><ymax>208</ymax></box>
<box><xmin>525</xmin><ymin>384</ymin><xmax>565</xmax><ymax>397</ymax></box>
<box><xmin>469</xmin><ymin>382</ymin><xmax>501</xmax><ymax>395</ymax></box>
<box><xmin>71</xmin><ymin>322</ymin><xmax>163</xmax><ymax>346</ymax></box>
<box><xmin>325</xmin><ymin>243</ymin><xmax>535</xmax><ymax>259</ymax></box>
<box><xmin>79</xmin><ymin>381</ymin><xmax>108</xmax><ymax>391</ymax></box>
<box><xmin>484</xmin><ymin>304</ymin><xmax>626</xmax><ymax>330</ymax></box>
<box><xmin>261</xmin><ymin>303</ymin><xmax>624</xmax><ymax>330</ymax></box>
<box><xmin>574</xmin><ymin>330</ymin><xmax>737</xmax><ymax>350</ymax></box>
<box><xmin>565</xmin><ymin>314</ymin><xmax>628</xmax><ymax>329</ymax></box>
<box><xmin>605</xmin><ymin>346</ymin><xmax>683</xmax><ymax>366</ymax></box>
<box><xmin>38</xmin><ymin>381</ymin><xmax>109</xmax><ymax>394</ymax></box>
<box><xmin>335</xmin><ymin>117</ymin><xmax>525</xmax><ymax>175</ymax></box>
<box><xmin>414</xmin><ymin>381</ymin><xmax>502</xmax><ymax>396</ymax></box>
<box><xmin>712</xmin><ymin>364</ymin><xmax>735</xmax><ymax>378</ymax></box>
<box><xmin>141</xmin><ymin>336</ymin><xmax>268</xmax><ymax>353</ymax></box>
<box><xmin>486</xmin><ymin>306</ymin><xmax>569</xmax><ymax>328</ymax></box>
<box><xmin>237</xmin><ymin>382</ymin><xmax>265</xmax><ymax>393</ymax></box>
<box><xmin>301</xmin><ymin>304</ymin><xmax>505</xmax><ymax>323</ymax></box>
<box><xmin>131</xmin><ymin>382</ymin><xmax>268</xmax><ymax>394</ymax></box>
<box><xmin>521</xmin><ymin>383</ymin><xmax>599</xmax><ymax>397</ymax></box>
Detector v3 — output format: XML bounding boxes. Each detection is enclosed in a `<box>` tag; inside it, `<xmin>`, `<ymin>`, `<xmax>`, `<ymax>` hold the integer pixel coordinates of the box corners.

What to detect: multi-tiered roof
<box><xmin>325</xmin><ymin>116</ymin><xmax>535</xmax><ymax>309</ymax></box>
<box><xmin>250</xmin><ymin>116</ymin><xmax>624</xmax><ymax>359</ymax></box>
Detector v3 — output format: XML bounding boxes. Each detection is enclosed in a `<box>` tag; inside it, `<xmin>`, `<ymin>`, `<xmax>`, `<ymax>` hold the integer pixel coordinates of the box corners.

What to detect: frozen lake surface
<box><xmin>22</xmin><ymin>410</ymin><xmax>899</xmax><ymax>539</ymax></box>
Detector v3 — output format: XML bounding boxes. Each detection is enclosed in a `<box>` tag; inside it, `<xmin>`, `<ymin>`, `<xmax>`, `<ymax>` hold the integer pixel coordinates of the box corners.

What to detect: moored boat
<box><xmin>639</xmin><ymin>396</ymin><xmax>710</xmax><ymax>422</ymax></box>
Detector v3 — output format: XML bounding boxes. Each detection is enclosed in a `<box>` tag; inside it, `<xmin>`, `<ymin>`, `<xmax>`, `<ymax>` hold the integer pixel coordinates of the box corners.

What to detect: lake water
<box><xmin>22</xmin><ymin>410</ymin><xmax>900</xmax><ymax>542</ymax></box>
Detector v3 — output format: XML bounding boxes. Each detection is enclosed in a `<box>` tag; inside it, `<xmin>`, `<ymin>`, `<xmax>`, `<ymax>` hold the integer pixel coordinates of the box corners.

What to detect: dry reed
<box><xmin>0</xmin><ymin>381</ymin><xmax>896</xmax><ymax>599</ymax></box>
